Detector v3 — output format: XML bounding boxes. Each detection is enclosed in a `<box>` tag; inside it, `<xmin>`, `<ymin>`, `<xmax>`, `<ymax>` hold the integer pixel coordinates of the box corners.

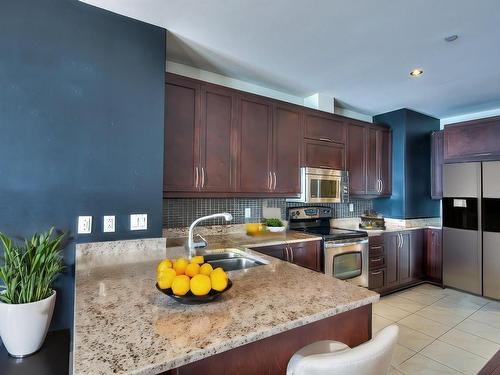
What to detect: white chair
<box><xmin>287</xmin><ymin>324</ymin><xmax>399</xmax><ymax>375</ymax></box>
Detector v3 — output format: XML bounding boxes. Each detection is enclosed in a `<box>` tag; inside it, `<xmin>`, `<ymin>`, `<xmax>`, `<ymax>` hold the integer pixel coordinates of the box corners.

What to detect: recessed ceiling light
<box><xmin>410</xmin><ymin>69</ymin><xmax>424</xmax><ymax>77</ymax></box>
<box><xmin>445</xmin><ymin>35</ymin><xmax>458</xmax><ymax>42</ymax></box>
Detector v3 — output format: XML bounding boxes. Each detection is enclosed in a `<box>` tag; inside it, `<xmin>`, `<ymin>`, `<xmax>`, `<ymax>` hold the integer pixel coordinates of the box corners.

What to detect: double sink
<box><xmin>203</xmin><ymin>250</ymin><xmax>267</xmax><ymax>271</ymax></box>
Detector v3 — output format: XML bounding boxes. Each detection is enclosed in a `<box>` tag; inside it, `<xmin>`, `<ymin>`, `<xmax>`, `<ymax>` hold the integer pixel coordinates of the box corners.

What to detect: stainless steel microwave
<box><xmin>287</xmin><ymin>167</ymin><xmax>349</xmax><ymax>203</ymax></box>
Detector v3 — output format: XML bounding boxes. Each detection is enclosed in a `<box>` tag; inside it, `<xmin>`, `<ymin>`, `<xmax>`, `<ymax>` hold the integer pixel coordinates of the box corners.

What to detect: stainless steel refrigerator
<box><xmin>443</xmin><ymin>161</ymin><xmax>500</xmax><ymax>299</ymax></box>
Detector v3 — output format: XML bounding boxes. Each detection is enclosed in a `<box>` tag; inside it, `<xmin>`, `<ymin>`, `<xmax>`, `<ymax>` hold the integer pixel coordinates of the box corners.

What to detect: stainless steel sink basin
<box><xmin>204</xmin><ymin>251</ymin><xmax>266</xmax><ymax>271</ymax></box>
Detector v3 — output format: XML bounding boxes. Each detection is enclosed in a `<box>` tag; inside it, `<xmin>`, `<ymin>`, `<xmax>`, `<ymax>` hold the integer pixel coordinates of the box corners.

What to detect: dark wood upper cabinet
<box><xmin>431</xmin><ymin>130</ymin><xmax>444</xmax><ymax>199</ymax></box>
<box><xmin>304</xmin><ymin>112</ymin><xmax>345</xmax><ymax>143</ymax></box>
<box><xmin>237</xmin><ymin>95</ymin><xmax>273</xmax><ymax>193</ymax></box>
<box><xmin>347</xmin><ymin>122</ymin><xmax>391</xmax><ymax>197</ymax></box>
<box><xmin>304</xmin><ymin>139</ymin><xmax>345</xmax><ymax>170</ymax></box>
<box><xmin>444</xmin><ymin>116</ymin><xmax>500</xmax><ymax>162</ymax></box>
<box><xmin>346</xmin><ymin>122</ymin><xmax>367</xmax><ymax>195</ymax></box>
<box><xmin>164</xmin><ymin>75</ymin><xmax>200</xmax><ymax>192</ymax></box>
<box><xmin>273</xmin><ymin>104</ymin><xmax>301</xmax><ymax>194</ymax></box>
<box><xmin>200</xmin><ymin>84</ymin><xmax>236</xmax><ymax>192</ymax></box>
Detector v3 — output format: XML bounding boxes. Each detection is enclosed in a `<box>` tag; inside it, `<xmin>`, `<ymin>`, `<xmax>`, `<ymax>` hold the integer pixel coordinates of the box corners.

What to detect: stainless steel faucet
<box><xmin>186</xmin><ymin>213</ymin><xmax>233</xmax><ymax>258</ymax></box>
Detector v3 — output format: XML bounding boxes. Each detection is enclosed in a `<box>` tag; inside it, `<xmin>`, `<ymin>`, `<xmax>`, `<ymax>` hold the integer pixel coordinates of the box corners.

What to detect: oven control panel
<box><xmin>289</xmin><ymin>207</ymin><xmax>333</xmax><ymax>220</ymax></box>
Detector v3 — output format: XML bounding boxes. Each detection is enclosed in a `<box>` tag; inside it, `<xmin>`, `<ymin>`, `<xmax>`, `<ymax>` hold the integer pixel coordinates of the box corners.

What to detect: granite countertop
<box><xmin>165</xmin><ymin>230</ymin><xmax>322</xmax><ymax>249</ymax></box>
<box><xmin>74</xmin><ymin>239</ymin><xmax>378</xmax><ymax>375</ymax></box>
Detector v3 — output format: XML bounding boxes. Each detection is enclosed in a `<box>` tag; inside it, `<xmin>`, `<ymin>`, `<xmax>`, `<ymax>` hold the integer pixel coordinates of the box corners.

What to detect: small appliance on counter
<box><xmin>359</xmin><ymin>210</ymin><xmax>386</xmax><ymax>230</ymax></box>
<box><xmin>288</xmin><ymin>206</ymin><xmax>369</xmax><ymax>287</ymax></box>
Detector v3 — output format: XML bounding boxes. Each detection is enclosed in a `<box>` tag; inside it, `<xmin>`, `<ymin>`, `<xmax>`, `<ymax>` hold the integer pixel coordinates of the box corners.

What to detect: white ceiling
<box><xmin>82</xmin><ymin>0</ymin><xmax>500</xmax><ymax>118</ymax></box>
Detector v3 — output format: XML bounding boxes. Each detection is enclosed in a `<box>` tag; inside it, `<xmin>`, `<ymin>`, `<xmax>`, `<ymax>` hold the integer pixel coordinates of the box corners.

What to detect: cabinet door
<box><xmin>410</xmin><ymin>229</ymin><xmax>424</xmax><ymax>281</ymax></box>
<box><xmin>369</xmin><ymin>269</ymin><xmax>386</xmax><ymax>290</ymax></box>
<box><xmin>346</xmin><ymin>122</ymin><xmax>367</xmax><ymax>195</ymax></box>
<box><xmin>399</xmin><ymin>232</ymin><xmax>412</xmax><ymax>284</ymax></box>
<box><xmin>250</xmin><ymin>244</ymin><xmax>287</xmax><ymax>261</ymax></box>
<box><xmin>385</xmin><ymin>233</ymin><xmax>399</xmax><ymax>287</ymax></box>
<box><xmin>290</xmin><ymin>241</ymin><xmax>321</xmax><ymax>271</ymax></box>
<box><xmin>273</xmin><ymin>105</ymin><xmax>301</xmax><ymax>194</ymax></box>
<box><xmin>238</xmin><ymin>95</ymin><xmax>273</xmax><ymax>193</ymax></box>
<box><xmin>164</xmin><ymin>76</ymin><xmax>200</xmax><ymax>192</ymax></box>
<box><xmin>431</xmin><ymin>131</ymin><xmax>444</xmax><ymax>199</ymax></box>
<box><xmin>366</xmin><ymin>127</ymin><xmax>379</xmax><ymax>194</ymax></box>
<box><xmin>199</xmin><ymin>85</ymin><xmax>236</xmax><ymax>192</ymax></box>
<box><xmin>378</xmin><ymin>128</ymin><xmax>392</xmax><ymax>196</ymax></box>
<box><xmin>304</xmin><ymin>139</ymin><xmax>345</xmax><ymax>170</ymax></box>
<box><xmin>444</xmin><ymin>116</ymin><xmax>500</xmax><ymax>162</ymax></box>
<box><xmin>304</xmin><ymin>113</ymin><xmax>345</xmax><ymax>143</ymax></box>
<box><xmin>425</xmin><ymin>228</ymin><xmax>442</xmax><ymax>282</ymax></box>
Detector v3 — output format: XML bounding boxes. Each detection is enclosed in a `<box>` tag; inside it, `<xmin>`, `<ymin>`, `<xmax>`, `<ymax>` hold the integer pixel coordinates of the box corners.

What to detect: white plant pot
<box><xmin>0</xmin><ymin>290</ymin><xmax>56</xmax><ymax>357</ymax></box>
<box><xmin>268</xmin><ymin>226</ymin><xmax>286</xmax><ymax>233</ymax></box>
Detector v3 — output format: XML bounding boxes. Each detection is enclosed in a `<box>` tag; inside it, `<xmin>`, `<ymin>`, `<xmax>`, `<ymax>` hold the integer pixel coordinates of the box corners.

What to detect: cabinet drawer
<box><xmin>369</xmin><ymin>244</ymin><xmax>384</xmax><ymax>257</ymax></box>
<box><xmin>369</xmin><ymin>268</ymin><xmax>386</xmax><ymax>290</ymax></box>
<box><xmin>369</xmin><ymin>255</ymin><xmax>385</xmax><ymax>269</ymax></box>
<box><xmin>304</xmin><ymin>139</ymin><xmax>345</xmax><ymax>170</ymax></box>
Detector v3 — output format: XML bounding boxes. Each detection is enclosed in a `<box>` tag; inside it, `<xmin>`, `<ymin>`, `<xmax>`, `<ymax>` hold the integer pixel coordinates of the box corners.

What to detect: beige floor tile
<box><xmin>396</xmin><ymin>324</ymin><xmax>435</xmax><ymax>352</ymax></box>
<box><xmin>388</xmin><ymin>366</ymin><xmax>405</xmax><ymax>375</ymax></box>
<box><xmin>382</xmin><ymin>294</ymin><xmax>427</xmax><ymax>313</ymax></box>
<box><xmin>373</xmin><ymin>314</ymin><xmax>393</xmax><ymax>334</ymax></box>
<box><xmin>469</xmin><ymin>309</ymin><xmax>500</xmax><ymax>329</ymax></box>
<box><xmin>415</xmin><ymin>305</ymin><xmax>469</xmax><ymax>325</ymax></box>
<box><xmin>482</xmin><ymin>301</ymin><xmax>500</xmax><ymax>313</ymax></box>
<box><xmin>391</xmin><ymin>344</ymin><xmax>416</xmax><ymax>366</ymax></box>
<box><xmin>440</xmin><ymin>328</ymin><xmax>500</xmax><ymax>359</ymax></box>
<box><xmin>399</xmin><ymin>314</ymin><xmax>453</xmax><ymax>338</ymax></box>
<box><xmin>421</xmin><ymin>340</ymin><xmax>488</xmax><ymax>375</ymax></box>
<box><xmin>398</xmin><ymin>354</ymin><xmax>460</xmax><ymax>374</ymax></box>
<box><xmin>374</xmin><ymin>302</ymin><xmax>412</xmax><ymax>321</ymax></box>
<box><xmin>442</xmin><ymin>292</ymin><xmax>490</xmax><ymax>308</ymax></box>
<box><xmin>397</xmin><ymin>290</ymin><xmax>442</xmax><ymax>305</ymax></box>
<box><xmin>456</xmin><ymin>318</ymin><xmax>500</xmax><ymax>344</ymax></box>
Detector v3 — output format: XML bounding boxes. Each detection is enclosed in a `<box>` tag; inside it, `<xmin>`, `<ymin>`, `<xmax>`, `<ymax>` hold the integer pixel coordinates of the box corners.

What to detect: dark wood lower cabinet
<box><xmin>425</xmin><ymin>228</ymin><xmax>443</xmax><ymax>284</ymax></box>
<box><xmin>251</xmin><ymin>240</ymin><xmax>322</xmax><ymax>272</ymax></box>
<box><xmin>369</xmin><ymin>230</ymin><xmax>426</xmax><ymax>295</ymax></box>
<box><xmin>166</xmin><ymin>304</ymin><xmax>371</xmax><ymax>375</ymax></box>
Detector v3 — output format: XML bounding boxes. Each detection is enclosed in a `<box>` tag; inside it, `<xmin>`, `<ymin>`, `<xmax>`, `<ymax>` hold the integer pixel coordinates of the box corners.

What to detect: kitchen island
<box><xmin>74</xmin><ymin>236</ymin><xmax>379</xmax><ymax>375</ymax></box>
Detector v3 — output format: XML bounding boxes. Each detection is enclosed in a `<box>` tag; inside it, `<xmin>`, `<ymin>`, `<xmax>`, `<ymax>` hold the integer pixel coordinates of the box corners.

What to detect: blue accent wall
<box><xmin>373</xmin><ymin>109</ymin><xmax>440</xmax><ymax>219</ymax></box>
<box><xmin>0</xmin><ymin>0</ymin><xmax>165</xmax><ymax>332</ymax></box>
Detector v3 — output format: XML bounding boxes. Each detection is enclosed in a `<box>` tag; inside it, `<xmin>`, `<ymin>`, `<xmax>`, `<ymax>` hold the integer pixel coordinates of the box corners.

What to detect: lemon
<box><xmin>199</xmin><ymin>263</ymin><xmax>213</xmax><ymax>276</ymax></box>
<box><xmin>190</xmin><ymin>255</ymin><xmax>204</xmax><ymax>264</ymax></box>
<box><xmin>171</xmin><ymin>275</ymin><xmax>190</xmax><ymax>296</ymax></box>
<box><xmin>157</xmin><ymin>268</ymin><xmax>176</xmax><ymax>289</ymax></box>
<box><xmin>173</xmin><ymin>258</ymin><xmax>189</xmax><ymax>275</ymax></box>
<box><xmin>211</xmin><ymin>267</ymin><xmax>225</xmax><ymax>275</ymax></box>
<box><xmin>185</xmin><ymin>263</ymin><xmax>200</xmax><ymax>277</ymax></box>
<box><xmin>190</xmin><ymin>274</ymin><xmax>211</xmax><ymax>296</ymax></box>
<box><xmin>210</xmin><ymin>270</ymin><xmax>228</xmax><ymax>292</ymax></box>
<box><xmin>157</xmin><ymin>259</ymin><xmax>172</xmax><ymax>274</ymax></box>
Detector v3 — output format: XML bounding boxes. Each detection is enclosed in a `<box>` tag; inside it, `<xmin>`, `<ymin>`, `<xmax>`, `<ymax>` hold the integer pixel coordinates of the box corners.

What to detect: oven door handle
<box><xmin>325</xmin><ymin>239</ymin><xmax>369</xmax><ymax>248</ymax></box>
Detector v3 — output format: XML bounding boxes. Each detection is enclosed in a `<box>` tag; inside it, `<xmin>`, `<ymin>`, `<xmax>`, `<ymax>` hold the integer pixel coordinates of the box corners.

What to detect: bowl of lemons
<box><xmin>156</xmin><ymin>256</ymin><xmax>232</xmax><ymax>305</ymax></box>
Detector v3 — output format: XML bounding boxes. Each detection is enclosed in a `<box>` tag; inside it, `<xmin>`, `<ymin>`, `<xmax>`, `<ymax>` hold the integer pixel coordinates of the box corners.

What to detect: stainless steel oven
<box><xmin>287</xmin><ymin>167</ymin><xmax>349</xmax><ymax>204</ymax></box>
<box><xmin>324</xmin><ymin>237</ymin><xmax>369</xmax><ymax>287</ymax></box>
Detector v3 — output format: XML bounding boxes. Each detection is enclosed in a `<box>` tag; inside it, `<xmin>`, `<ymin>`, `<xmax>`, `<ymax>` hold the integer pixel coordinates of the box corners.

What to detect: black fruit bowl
<box><xmin>156</xmin><ymin>279</ymin><xmax>233</xmax><ymax>305</ymax></box>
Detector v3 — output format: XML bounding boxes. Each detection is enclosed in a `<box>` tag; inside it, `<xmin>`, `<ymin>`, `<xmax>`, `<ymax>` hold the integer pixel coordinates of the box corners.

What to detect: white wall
<box><xmin>166</xmin><ymin>61</ymin><xmax>373</xmax><ymax>123</ymax></box>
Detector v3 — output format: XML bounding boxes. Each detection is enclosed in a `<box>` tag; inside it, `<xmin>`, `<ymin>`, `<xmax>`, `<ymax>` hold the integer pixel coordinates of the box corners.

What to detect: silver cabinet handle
<box><xmin>377</xmin><ymin>179</ymin><xmax>380</xmax><ymax>193</ymax></box>
<box><xmin>319</xmin><ymin>137</ymin><xmax>333</xmax><ymax>142</ymax></box>
<box><xmin>273</xmin><ymin>172</ymin><xmax>277</xmax><ymax>190</ymax></box>
<box><xmin>400</xmin><ymin>233</ymin><xmax>404</xmax><ymax>248</ymax></box>
<box><xmin>268</xmin><ymin>171</ymin><xmax>272</xmax><ymax>190</ymax></box>
<box><xmin>371</xmin><ymin>270</ymin><xmax>383</xmax><ymax>275</ymax></box>
<box><xmin>371</xmin><ymin>257</ymin><xmax>383</xmax><ymax>262</ymax></box>
<box><xmin>380</xmin><ymin>179</ymin><xmax>383</xmax><ymax>193</ymax></box>
<box><xmin>195</xmin><ymin>167</ymin><xmax>199</xmax><ymax>189</ymax></box>
<box><xmin>475</xmin><ymin>152</ymin><xmax>492</xmax><ymax>156</ymax></box>
<box><xmin>201</xmin><ymin>167</ymin><xmax>205</xmax><ymax>188</ymax></box>
<box><xmin>396</xmin><ymin>233</ymin><xmax>400</xmax><ymax>249</ymax></box>
<box><xmin>283</xmin><ymin>247</ymin><xmax>288</xmax><ymax>261</ymax></box>
<box><xmin>289</xmin><ymin>246</ymin><xmax>294</xmax><ymax>263</ymax></box>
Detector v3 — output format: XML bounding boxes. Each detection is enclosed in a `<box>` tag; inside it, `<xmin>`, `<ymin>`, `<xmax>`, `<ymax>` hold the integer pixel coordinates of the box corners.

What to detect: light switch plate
<box><xmin>244</xmin><ymin>208</ymin><xmax>251</xmax><ymax>218</ymax></box>
<box><xmin>103</xmin><ymin>215</ymin><xmax>115</xmax><ymax>233</ymax></box>
<box><xmin>349</xmin><ymin>203</ymin><xmax>354</xmax><ymax>212</ymax></box>
<box><xmin>78</xmin><ymin>216</ymin><xmax>92</xmax><ymax>234</ymax></box>
<box><xmin>130</xmin><ymin>214</ymin><xmax>147</xmax><ymax>231</ymax></box>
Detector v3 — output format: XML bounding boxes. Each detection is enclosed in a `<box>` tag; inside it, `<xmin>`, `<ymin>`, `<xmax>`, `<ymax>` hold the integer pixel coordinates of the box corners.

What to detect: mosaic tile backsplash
<box><xmin>163</xmin><ymin>198</ymin><xmax>373</xmax><ymax>228</ymax></box>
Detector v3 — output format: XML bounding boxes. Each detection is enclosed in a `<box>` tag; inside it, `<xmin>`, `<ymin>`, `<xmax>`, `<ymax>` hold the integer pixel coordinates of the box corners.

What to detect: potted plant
<box><xmin>264</xmin><ymin>218</ymin><xmax>286</xmax><ymax>233</ymax></box>
<box><xmin>0</xmin><ymin>228</ymin><xmax>64</xmax><ymax>357</ymax></box>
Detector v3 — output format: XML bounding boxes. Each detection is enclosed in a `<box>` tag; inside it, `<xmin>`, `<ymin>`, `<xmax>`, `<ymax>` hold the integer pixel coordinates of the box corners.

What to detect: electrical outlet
<box><xmin>244</xmin><ymin>208</ymin><xmax>251</xmax><ymax>218</ymax></box>
<box><xmin>130</xmin><ymin>214</ymin><xmax>147</xmax><ymax>231</ymax></box>
<box><xmin>78</xmin><ymin>216</ymin><xmax>92</xmax><ymax>234</ymax></box>
<box><xmin>103</xmin><ymin>215</ymin><xmax>115</xmax><ymax>233</ymax></box>
<box><xmin>349</xmin><ymin>203</ymin><xmax>354</xmax><ymax>212</ymax></box>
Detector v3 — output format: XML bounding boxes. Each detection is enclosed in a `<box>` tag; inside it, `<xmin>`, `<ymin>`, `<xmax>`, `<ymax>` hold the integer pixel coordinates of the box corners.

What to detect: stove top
<box><xmin>293</xmin><ymin>227</ymin><xmax>368</xmax><ymax>241</ymax></box>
